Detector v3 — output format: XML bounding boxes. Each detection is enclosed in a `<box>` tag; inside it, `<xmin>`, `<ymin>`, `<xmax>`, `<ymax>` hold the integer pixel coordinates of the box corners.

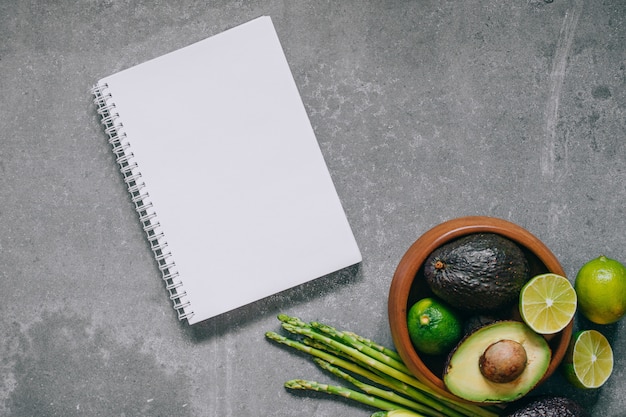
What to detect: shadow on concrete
<box><xmin>184</xmin><ymin>262</ymin><xmax>363</xmax><ymax>342</ymax></box>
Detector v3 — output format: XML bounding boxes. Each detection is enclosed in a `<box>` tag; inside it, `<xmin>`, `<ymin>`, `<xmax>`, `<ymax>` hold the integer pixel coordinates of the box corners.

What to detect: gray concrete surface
<box><xmin>1</xmin><ymin>1</ymin><xmax>625</xmax><ymax>416</ymax></box>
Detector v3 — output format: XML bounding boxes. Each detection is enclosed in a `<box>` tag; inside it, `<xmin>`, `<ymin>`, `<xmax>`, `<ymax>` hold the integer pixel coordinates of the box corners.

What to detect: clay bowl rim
<box><xmin>388</xmin><ymin>215</ymin><xmax>573</xmax><ymax>403</ymax></box>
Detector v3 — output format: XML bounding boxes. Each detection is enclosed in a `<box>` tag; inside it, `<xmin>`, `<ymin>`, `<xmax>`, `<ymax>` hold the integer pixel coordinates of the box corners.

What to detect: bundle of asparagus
<box><xmin>265</xmin><ymin>314</ymin><xmax>501</xmax><ymax>417</ymax></box>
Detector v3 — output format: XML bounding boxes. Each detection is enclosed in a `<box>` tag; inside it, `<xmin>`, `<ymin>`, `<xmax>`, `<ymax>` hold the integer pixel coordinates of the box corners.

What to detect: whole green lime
<box><xmin>407</xmin><ymin>297</ymin><xmax>462</xmax><ymax>355</ymax></box>
<box><xmin>575</xmin><ymin>255</ymin><xmax>626</xmax><ymax>325</ymax></box>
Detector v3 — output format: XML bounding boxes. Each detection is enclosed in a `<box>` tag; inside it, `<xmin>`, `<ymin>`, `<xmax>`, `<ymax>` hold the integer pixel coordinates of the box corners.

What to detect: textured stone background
<box><xmin>1</xmin><ymin>1</ymin><xmax>624</xmax><ymax>416</ymax></box>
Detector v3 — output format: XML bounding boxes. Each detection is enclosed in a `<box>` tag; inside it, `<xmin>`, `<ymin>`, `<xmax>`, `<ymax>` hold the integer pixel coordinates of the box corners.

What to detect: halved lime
<box><xmin>519</xmin><ymin>273</ymin><xmax>577</xmax><ymax>334</ymax></box>
<box><xmin>562</xmin><ymin>330</ymin><xmax>613</xmax><ymax>389</ymax></box>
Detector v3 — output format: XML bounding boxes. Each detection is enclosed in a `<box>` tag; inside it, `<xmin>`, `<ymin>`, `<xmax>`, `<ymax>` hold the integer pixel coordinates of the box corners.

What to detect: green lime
<box><xmin>407</xmin><ymin>297</ymin><xmax>462</xmax><ymax>356</ymax></box>
<box><xmin>575</xmin><ymin>255</ymin><xmax>626</xmax><ymax>324</ymax></box>
<box><xmin>562</xmin><ymin>330</ymin><xmax>613</xmax><ymax>389</ymax></box>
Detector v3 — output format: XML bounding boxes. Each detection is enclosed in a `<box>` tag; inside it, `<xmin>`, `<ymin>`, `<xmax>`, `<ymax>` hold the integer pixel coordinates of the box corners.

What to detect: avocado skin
<box><xmin>502</xmin><ymin>396</ymin><xmax>589</xmax><ymax>417</ymax></box>
<box><xmin>463</xmin><ymin>314</ymin><xmax>499</xmax><ymax>335</ymax></box>
<box><xmin>424</xmin><ymin>233</ymin><xmax>530</xmax><ymax>312</ymax></box>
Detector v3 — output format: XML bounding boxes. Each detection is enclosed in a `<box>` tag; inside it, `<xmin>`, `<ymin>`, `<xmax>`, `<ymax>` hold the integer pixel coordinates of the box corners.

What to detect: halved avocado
<box><xmin>443</xmin><ymin>320</ymin><xmax>551</xmax><ymax>404</ymax></box>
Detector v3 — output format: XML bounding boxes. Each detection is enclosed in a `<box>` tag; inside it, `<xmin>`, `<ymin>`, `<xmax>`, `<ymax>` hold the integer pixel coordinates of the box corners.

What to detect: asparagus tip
<box><xmin>284</xmin><ymin>379</ymin><xmax>305</xmax><ymax>390</ymax></box>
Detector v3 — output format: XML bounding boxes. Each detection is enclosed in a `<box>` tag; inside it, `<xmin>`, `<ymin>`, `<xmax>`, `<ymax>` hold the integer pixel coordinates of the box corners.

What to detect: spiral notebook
<box><xmin>91</xmin><ymin>16</ymin><xmax>361</xmax><ymax>325</ymax></box>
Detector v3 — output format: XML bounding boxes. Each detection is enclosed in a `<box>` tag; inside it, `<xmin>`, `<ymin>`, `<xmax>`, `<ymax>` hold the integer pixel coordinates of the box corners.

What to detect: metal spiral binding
<box><xmin>90</xmin><ymin>83</ymin><xmax>194</xmax><ymax>322</ymax></box>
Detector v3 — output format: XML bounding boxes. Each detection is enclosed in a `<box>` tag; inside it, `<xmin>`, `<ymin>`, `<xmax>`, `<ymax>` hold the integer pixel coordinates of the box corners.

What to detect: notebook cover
<box><xmin>95</xmin><ymin>16</ymin><xmax>362</xmax><ymax>324</ymax></box>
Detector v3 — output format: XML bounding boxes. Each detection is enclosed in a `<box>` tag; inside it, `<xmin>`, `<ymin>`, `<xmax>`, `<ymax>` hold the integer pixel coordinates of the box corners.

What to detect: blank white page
<box><xmin>97</xmin><ymin>16</ymin><xmax>361</xmax><ymax>324</ymax></box>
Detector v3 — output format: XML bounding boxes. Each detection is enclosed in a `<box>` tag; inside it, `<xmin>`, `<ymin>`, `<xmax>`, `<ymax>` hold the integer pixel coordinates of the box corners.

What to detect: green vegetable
<box><xmin>315</xmin><ymin>359</ymin><xmax>447</xmax><ymax>417</ymax></box>
<box><xmin>267</xmin><ymin>331</ymin><xmax>464</xmax><ymax>417</ymax></box>
<box><xmin>371</xmin><ymin>411</ymin><xmax>428</xmax><ymax>417</ymax></box>
<box><xmin>342</xmin><ymin>330</ymin><xmax>404</xmax><ymax>363</ymax></box>
<box><xmin>285</xmin><ymin>379</ymin><xmax>417</xmax><ymax>414</ymax></box>
<box><xmin>266</xmin><ymin>314</ymin><xmax>500</xmax><ymax>417</ymax></box>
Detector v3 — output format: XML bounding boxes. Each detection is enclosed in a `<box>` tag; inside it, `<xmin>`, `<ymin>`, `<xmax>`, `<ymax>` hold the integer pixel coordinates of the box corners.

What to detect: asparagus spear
<box><xmin>315</xmin><ymin>358</ymin><xmax>449</xmax><ymax>417</ymax></box>
<box><xmin>277</xmin><ymin>314</ymin><xmax>402</xmax><ymax>362</ymax></box>
<box><xmin>278</xmin><ymin>315</ymin><xmax>404</xmax><ymax>367</ymax></box>
<box><xmin>310</xmin><ymin>321</ymin><xmax>412</xmax><ymax>375</ymax></box>
<box><xmin>266</xmin><ymin>331</ymin><xmax>467</xmax><ymax>417</ymax></box>
<box><xmin>279</xmin><ymin>321</ymin><xmax>497</xmax><ymax>417</ymax></box>
<box><xmin>269</xmin><ymin>315</ymin><xmax>501</xmax><ymax>417</ymax></box>
<box><xmin>371</xmin><ymin>411</ymin><xmax>426</xmax><ymax>417</ymax></box>
<box><xmin>277</xmin><ymin>313</ymin><xmax>308</xmax><ymax>327</ymax></box>
<box><xmin>343</xmin><ymin>330</ymin><xmax>404</xmax><ymax>363</ymax></box>
<box><xmin>285</xmin><ymin>379</ymin><xmax>426</xmax><ymax>416</ymax></box>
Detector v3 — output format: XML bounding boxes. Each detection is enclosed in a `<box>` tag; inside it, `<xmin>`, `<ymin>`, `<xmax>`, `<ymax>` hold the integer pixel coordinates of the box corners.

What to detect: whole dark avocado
<box><xmin>424</xmin><ymin>233</ymin><xmax>530</xmax><ymax>312</ymax></box>
<box><xmin>502</xmin><ymin>395</ymin><xmax>589</xmax><ymax>417</ymax></box>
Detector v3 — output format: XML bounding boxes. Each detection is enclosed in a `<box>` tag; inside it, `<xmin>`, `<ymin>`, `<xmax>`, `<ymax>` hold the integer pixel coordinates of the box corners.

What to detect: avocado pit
<box><xmin>479</xmin><ymin>339</ymin><xmax>528</xmax><ymax>383</ymax></box>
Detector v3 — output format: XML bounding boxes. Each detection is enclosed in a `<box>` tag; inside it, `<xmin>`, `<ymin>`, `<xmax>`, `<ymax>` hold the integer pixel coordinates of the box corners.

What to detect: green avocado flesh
<box><xmin>443</xmin><ymin>321</ymin><xmax>551</xmax><ymax>404</ymax></box>
<box><xmin>424</xmin><ymin>233</ymin><xmax>530</xmax><ymax>312</ymax></box>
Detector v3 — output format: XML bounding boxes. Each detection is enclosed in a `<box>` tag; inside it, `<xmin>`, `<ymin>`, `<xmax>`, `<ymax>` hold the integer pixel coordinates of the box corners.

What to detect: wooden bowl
<box><xmin>388</xmin><ymin>216</ymin><xmax>573</xmax><ymax>403</ymax></box>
